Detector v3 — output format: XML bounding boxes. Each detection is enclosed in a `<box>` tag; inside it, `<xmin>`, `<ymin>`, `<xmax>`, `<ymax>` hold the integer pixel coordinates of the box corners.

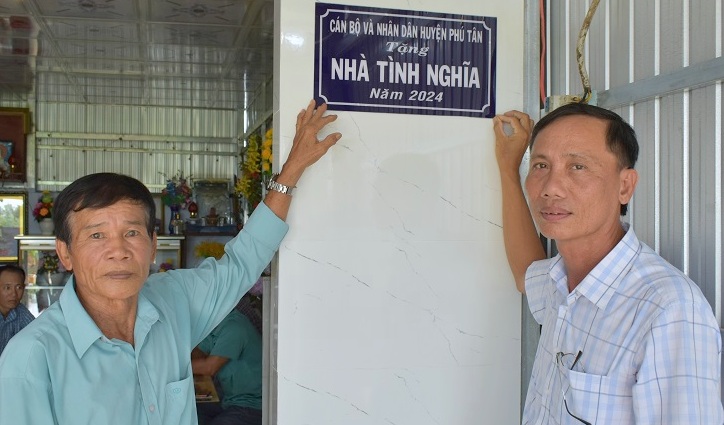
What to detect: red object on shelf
<box><xmin>188</xmin><ymin>201</ymin><xmax>198</xmax><ymax>218</ymax></box>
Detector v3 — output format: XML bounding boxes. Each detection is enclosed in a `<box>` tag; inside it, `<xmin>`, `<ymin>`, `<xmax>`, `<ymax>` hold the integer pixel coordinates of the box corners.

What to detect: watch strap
<box><xmin>266</xmin><ymin>173</ymin><xmax>294</xmax><ymax>196</ymax></box>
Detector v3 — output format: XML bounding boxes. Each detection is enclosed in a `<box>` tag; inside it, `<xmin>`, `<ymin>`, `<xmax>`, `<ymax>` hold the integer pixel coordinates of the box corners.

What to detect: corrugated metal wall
<box><xmin>33</xmin><ymin>94</ymin><xmax>240</xmax><ymax>193</ymax></box>
<box><xmin>0</xmin><ymin>77</ymin><xmax>243</xmax><ymax>194</ymax></box>
<box><xmin>0</xmin><ymin>94</ymin><xmax>28</xmax><ymax>109</ymax></box>
<box><xmin>547</xmin><ymin>0</ymin><xmax>723</xmax><ymax>322</ymax></box>
<box><xmin>244</xmin><ymin>76</ymin><xmax>273</xmax><ymax>138</ymax></box>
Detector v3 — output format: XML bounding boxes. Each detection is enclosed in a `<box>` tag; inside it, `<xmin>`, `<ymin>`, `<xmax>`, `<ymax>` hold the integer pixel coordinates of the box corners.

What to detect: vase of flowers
<box><xmin>38</xmin><ymin>219</ymin><xmax>54</xmax><ymax>235</ymax></box>
<box><xmin>168</xmin><ymin>204</ymin><xmax>184</xmax><ymax>235</ymax></box>
<box><xmin>160</xmin><ymin>171</ymin><xmax>192</xmax><ymax>234</ymax></box>
<box><xmin>36</xmin><ymin>251</ymin><xmax>67</xmax><ymax>311</ymax></box>
<box><xmin>37</xmin><ymin>251</ymin><xmax>64</xmax><ymax>281</ymax></box>
<box><xmin>160</xmin><ymin>171</ymin><xmax>193</xmax><ymax>209</ymax></box>
<box><xmin>33</xmin><ymin>191</ymin><xmax>55</xmax><ymax>235</ymax></box>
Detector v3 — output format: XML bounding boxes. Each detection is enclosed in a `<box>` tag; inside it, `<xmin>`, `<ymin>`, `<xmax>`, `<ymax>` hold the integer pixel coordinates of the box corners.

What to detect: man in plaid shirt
<box><xmin>493</xmin><ymin>103</ymin><xmax>723</xmax><ymax>424</ymax></box>
<box><xmin>0</xmin><ymin>265</ymin><xmax>34</xmax><ymax>355</ymax></box>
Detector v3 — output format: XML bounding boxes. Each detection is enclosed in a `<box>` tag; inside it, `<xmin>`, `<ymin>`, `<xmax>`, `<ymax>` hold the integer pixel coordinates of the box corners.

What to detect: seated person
<box><xmin>235</xmin><ymin>284</ymin><xmax>262</xmax><ymax>334</ymax></box>
<box><xmin>193</xmin><ymin>305</ymin><xmax>263</xmax><ymax>425</ymax></box>
<box><xmin>0</xmin><ymin>265</ymin><xmax>34</xmax><ymax>355</ymax></box>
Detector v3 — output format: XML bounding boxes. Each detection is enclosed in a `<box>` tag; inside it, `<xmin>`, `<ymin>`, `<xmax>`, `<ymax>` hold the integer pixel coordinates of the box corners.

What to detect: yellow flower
<box><xmin>235</xmin><ymin>176</ymin><xmax>253</xmax><ymax>199</ymax></box>
<box><xmin>242</xmin><ymin>134</ymin><xmax>261</xmax><ymax>174</ymax></box>
<box><xmin>236</xmin><ymin>127</ymin><xmax>273</xmax><ymax>213</ymax></box>
<box><xmin>194</xmin><ymin>241</ymin><xmax>225</xmax><ymax>260</ymax></box>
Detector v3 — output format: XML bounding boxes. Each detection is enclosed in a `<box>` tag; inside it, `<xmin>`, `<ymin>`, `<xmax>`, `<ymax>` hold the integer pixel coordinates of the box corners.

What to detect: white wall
<box><xmin>271</xmin><ymin>1</ymin><xmax>525</xmax><ymax>423</ymax></box>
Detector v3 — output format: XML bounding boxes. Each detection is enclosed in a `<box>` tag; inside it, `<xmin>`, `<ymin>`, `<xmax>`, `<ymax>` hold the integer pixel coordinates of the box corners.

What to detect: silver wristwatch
<box><xmin>266</xmin><ymin>173</ymin><xmax>294</xmax><ymax>196</ymax></box>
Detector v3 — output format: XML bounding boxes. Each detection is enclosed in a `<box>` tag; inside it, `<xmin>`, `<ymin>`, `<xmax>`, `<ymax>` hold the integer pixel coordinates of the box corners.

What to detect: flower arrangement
<box><xmin>194</xmin><ymin>241</ymin><xmax>225</xmax><ymax>260</ymax></box>
<box><xmin>158</xmin><ymin>259</ymin><xmax>175</xmax><ymax>272</ymax></box>
<box><xmin>261</xmin><ymin>127</ymin><xmax>273</xmax><ymax>176</ymax></box>
<box><xmin>32</xmin><ymin>191</ymin><xmax>54</xmax><ymax>222</ymax></box>
<box><xmin>235</xmin><ymin>127</ymin><xmax>273</xmax><ymax>214</ymax></box>
<box><xmin>235</xmin><ymin>133</ymin><xmax>262</xmax><ymax>212</ymax></box>
<box><xmin>38</xmin><ymin>251</ymin><xmax>63</xmax><ymax>274</ymax></box>
<box><xmin>160</xmin><ymin>171</ymin><xmax>193</xmax><ymax>209</ymax></box>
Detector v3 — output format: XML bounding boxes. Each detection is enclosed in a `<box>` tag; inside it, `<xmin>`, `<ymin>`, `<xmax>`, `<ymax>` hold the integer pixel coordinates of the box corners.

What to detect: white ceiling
<box><xmin>0</xmin><ymin>0</ymin><xmax>275</xmax><ymax>110</ymax></box>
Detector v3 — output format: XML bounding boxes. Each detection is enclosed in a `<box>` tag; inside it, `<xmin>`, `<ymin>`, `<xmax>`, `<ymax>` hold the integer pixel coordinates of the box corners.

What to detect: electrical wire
<box><xmin>540</xmin><ymin>0</ymin><xmax>547</xmax><ymax>106</ymax></box>
<box><xmin>576</xmin><ymin>0</ymin><xmax>601</xmax><ymax>103</ymax></box>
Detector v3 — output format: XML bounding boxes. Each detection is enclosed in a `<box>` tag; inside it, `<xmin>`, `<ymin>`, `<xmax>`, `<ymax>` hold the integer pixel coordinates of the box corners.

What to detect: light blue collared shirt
<box><xmin>523</xmin><ymin>223</ymin><xmax>724</xmax><ymax>424</ymax></box>
<box><xmin>0</xmin><ymin>203</ymin><xmax>287</xmax><ymax>425</ymax></box>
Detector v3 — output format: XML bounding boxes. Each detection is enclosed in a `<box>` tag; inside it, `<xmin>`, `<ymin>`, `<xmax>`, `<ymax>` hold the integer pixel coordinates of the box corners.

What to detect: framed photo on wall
<box><xmin>0</xmin><ymin>192</ymin><xmax>27</xmax><ymax>262</ymax></box>
<box><xmin>152</xmin><ymin>194</ymin><xmax>165</xmax><ymax>235</ymax></box>
<box><xmin>0</xmin><ymin>108</ymin><xmax>30</xmax><ymax>182</ymax></box>
<box><xmin>0</xmin><ymin>141</ymin><xmax>13</xmax><ymax>174</ymax></box>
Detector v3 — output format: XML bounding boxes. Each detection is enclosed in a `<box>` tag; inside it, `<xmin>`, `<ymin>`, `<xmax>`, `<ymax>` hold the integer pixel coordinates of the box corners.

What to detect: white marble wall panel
<box><xmin>272</xmin><ymin>1</ymin><xmax>525</xmax><ymax>423</ymax></box>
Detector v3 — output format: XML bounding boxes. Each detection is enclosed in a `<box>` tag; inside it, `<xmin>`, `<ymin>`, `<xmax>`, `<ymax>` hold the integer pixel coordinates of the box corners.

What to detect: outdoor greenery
<box><xmin>0</xmin><ymin>203</ymin><xmax>20</xmax><ymax>228</ymax></box>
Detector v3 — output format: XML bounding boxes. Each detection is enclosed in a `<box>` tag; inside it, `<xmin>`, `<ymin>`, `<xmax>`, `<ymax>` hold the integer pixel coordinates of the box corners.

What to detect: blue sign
<box><xmin>314</xmin><ymin>3</ymin><xmax>497</xmax><ymax>117</ymax></box>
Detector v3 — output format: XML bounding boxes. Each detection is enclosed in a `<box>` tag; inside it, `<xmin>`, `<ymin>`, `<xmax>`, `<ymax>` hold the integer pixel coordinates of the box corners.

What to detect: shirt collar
<box><xmin>134</xmin><ymin>290</ymin><xmax>160</xmax><ymax>349</ymax></box>
<box><xmin>59</xmin><ymin>277</ymin><xmax>105</xmax><ymax>358</ymax></box>
<box><xmin>3</xmin><ymin>303</ymin><xmax>32</xmax><ymax>321</ymax></box>
<box><xmin>549</xmin><ymin>222</ymin><xmax>641</xmax><ymax>310</ymax></box>
<box><xmin>0</xmin><ymin>308</ymin><xmax>17</xmax><ymax>323</ymax></box>
<box><xmin>59</xmin><ymin>277</ymin><xmax>161</xmax><ymax>358</ymax></box>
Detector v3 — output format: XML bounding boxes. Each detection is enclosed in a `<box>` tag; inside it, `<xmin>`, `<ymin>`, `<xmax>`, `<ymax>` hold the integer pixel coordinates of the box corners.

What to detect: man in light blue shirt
<box><xmin>0</xmin><ymin>100</ymin><xmax>341</xmax><ymax>425</ymax></box>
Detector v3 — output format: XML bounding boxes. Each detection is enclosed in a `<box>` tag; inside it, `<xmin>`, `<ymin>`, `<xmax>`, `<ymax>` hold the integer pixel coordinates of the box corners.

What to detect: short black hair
<box><xmin>0</xmin><ymin>264</ymin><xmax>26</xmax><ymax>283</ymax></box>
<box><xmin>530</xmin><ymin>103</ymin><xmax>639</xmax><ymax>215</ymax></box>
<box><xmin>54</xmin><ymin>173</ymin><xmax>156</xmax><ymax>245</ymax></box>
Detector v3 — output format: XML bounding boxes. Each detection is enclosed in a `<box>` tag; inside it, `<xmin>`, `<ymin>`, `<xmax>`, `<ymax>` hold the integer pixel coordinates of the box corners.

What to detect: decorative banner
<box><xmin>314</xmin><ymin>3</ymin><xmax>497</xmax><ymax>117</ymax></box>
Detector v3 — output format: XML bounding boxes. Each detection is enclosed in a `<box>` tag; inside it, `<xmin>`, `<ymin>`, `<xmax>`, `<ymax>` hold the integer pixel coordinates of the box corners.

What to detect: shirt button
<box><xmin>149</xmin><ymin>404</ymin><xmax>156</xmax><ymax>413</ymax></box>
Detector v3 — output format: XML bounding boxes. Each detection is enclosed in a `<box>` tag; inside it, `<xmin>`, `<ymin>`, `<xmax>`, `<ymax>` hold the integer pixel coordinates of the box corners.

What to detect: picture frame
<box><xmin>0</xmin><ymin>108</ymin><xmax>30</xmax><ymax>182</ymax></box>
<box><xmin>152</xmin><ymin>194</ymin><xmax>165</xmax><ymax>235</ymax></box>
<box><xmin>0</xmin><ymin>141</ymin><xmax>13</xmax><ymax>172</ymax></box>
<box><xmin>0</xmin><ymin>192</ymin><xmax>27</xmax><ymax>262</ymax></box>
<box><xmin>194</xmin><ymin>179</ymin><xmax>231</xmax><ymax>219</ymax></box>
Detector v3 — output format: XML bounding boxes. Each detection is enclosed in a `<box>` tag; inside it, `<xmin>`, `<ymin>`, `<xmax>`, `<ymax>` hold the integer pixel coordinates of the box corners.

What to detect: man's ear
<box><xmin>55</xmin><ymin>239</ymin><xmax>73</xmax><ymax>271</ymax></box>
<box><xmin>619</xmin><ymin>168</ymin><xmax>638</xmax><ymax>205</ymax></box>
<box><xmin>150</xmin><ymin>232</ymin><xmax>158</xmax><ymax>264</ymax></box>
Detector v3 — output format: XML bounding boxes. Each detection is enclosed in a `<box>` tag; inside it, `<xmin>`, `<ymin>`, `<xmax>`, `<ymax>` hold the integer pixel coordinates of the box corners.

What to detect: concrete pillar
<box><xmin>270</xmin><ymin>1</ymin><xmax>525</xmax><ymax>423</ymax></box>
